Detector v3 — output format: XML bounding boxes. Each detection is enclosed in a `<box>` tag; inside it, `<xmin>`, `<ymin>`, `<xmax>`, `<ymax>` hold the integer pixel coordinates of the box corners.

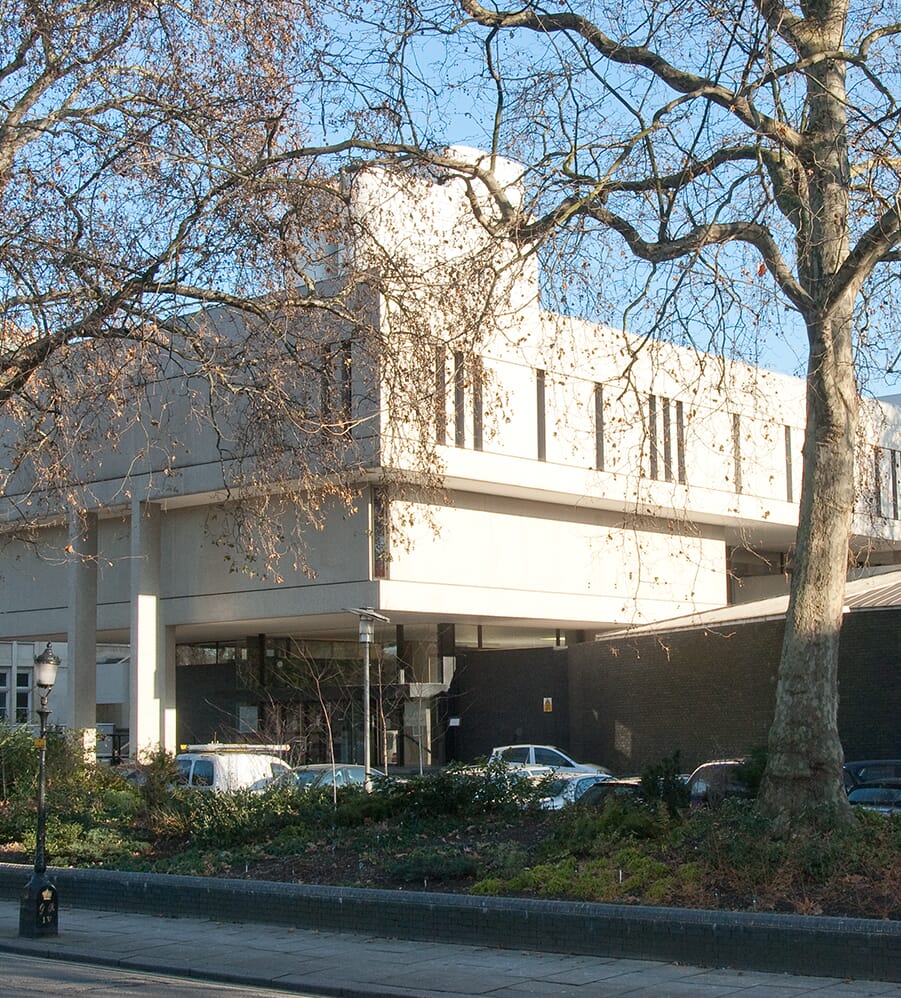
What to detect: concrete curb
<box><xmin>1</xmin><ymin>863</ymin><xmax>898</xmax><ymax>982</ymax></box>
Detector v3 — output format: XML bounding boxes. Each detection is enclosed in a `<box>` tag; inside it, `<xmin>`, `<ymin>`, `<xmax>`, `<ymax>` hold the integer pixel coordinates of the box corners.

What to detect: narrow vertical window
<box><xmin>784</xmin><ymin>425</ymin><xmax>794</xmax><ymax>503</ymax></box>
<box><xmin>320</xmin><ymin>343</ymin><xmax>333</xmax><ymax>421</ymax></box>
<box><xmin>434</xmin><ymin>344</ymin><xmax>447</xmax><ymax>445</ymax></box>
<box><xmin>472</xmin><ymin>357</ymin><xmax>483</xmax><ymax>452</ymax></box>
<box><xmin>454</xmin><ymin>351</ymin><xmax>466</xmax><ymax>447</ymax></box>
<box><xmin>536</xmin><ymin>369</ymin><xmax>546</xmax><ymax>461</ymax></box>
<box><xmin>648</xmin><ymin>394</ymin><xmax>658</xmax><ymax>479</ymax></box>
<box><xmin>892</xmin><ymin>449</ymin><xmax>899</xmax><ymax>520</ymax></box>
<box><xmin>732</xmin><ymin>413</ymin><xmax>743</xmax><ymax>493</ymax></box>
<box><xmin>874</xmin><ymin>447</ymin><xmax>884</xmax><ymax>516</ymax></box>
<box><xmin>372</xmin><ymin>488</ymin><xmax>389</xmax><ymax>580</ymax></box>
<box><xmin>14</xmin><ymin>671</ymin><xmax>30</xmax><ymax>724</ymax></box>
<box><xmin>662</xmin><ymin>397</ymin><xmax>673</xmax><ymax>482</ymax></box>
<box><xmin>0</xmin><ymin>668</ymin><xmax>8</xmax><ymax>722</ymax></box>
<box><xmin>340</xmin><ymin>339</ymin><xmax>353</xmax><ymax>427</ymax></box>
<box><xmin>676</xmin><ymin>401</ymin><xmax>686</xmax><ymax>484</ymax></box>
<box><xmin>594</xmin><ymin>383</ymin><xmax>605</xmax><ymax>471</ymax></box>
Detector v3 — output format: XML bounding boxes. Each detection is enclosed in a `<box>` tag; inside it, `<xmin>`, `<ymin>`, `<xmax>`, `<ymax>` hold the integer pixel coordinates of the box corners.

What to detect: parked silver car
<box><xmin>251</xmin><ymin>763</ymin><xmax>386</xmax><ymax>792</ymax></box>
<box><xmin>489</xmin><ymin>744</ymin><xmax>610</xmax><ymax>774</ymax></box>
<box><xmin>538</xmin><ymin>772</ymin><xmax>613</xmax><ymax>810</ymax></box>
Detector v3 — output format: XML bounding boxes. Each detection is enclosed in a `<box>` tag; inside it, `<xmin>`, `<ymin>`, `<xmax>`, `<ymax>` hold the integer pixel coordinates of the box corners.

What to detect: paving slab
<box><xmin>0</xmin><ymin>899</ymin><xmax>898</xmax><ymax>998</ymax></box>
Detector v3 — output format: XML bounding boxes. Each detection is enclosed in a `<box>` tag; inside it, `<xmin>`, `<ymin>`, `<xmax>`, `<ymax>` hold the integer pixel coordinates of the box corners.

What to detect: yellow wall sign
<box><xmin>543</xmin><ymin>697</ymin><xmax>553</xmax><ymax>713</ymax></box>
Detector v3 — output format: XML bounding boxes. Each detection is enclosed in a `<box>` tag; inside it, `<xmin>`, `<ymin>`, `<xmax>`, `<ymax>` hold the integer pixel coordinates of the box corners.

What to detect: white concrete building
<box><xmin>2</xmin><ymin>151</ymin><xmax>900</xmax><ymax>764</ymax></box>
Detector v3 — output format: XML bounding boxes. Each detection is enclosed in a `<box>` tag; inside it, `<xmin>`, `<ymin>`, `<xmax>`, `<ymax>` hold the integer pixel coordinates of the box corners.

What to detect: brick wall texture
<box><xmin>449</xmin><ymin>609</ymin><xmax>900</xmax><ymax>774</ymax></box>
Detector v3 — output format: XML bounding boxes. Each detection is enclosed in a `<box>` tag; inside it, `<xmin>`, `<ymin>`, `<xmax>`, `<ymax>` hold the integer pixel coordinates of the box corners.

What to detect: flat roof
<box><xmin>597</xmin><ymin>565</ymin><xmax>901</xmax><ymax>639</ymax></box>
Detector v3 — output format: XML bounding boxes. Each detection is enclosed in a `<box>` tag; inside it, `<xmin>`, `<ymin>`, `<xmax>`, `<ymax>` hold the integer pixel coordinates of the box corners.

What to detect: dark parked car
<box><xmin>687</xmin><ymin>759</ymin><xmax>754</xmax><ymax>807</ymax></box>
<box><xmin>843</xmin><ymin>759</ymin><xmax>901</xmax><ymax>792</ymax></box>
<box><xmin>846</xmin><ymin>779</ymin><xmax>901</xmax><ymax>814</ymax></box>
<box><xmin>577</xmin><ymin>778</ymin><xmax>648</xmax><ymax>807</ymax></box>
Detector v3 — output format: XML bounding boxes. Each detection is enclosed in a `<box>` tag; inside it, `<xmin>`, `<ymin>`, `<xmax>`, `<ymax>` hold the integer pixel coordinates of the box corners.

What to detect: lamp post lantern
<box><xmin>19</xmin><ymin>642</ymin><xmax>60</xmax><ymax>938</ymax></box>
<box><xmin>349</xmin><ymin>608</ymin><xmax>389</xmax><ymax>791</ymax></box>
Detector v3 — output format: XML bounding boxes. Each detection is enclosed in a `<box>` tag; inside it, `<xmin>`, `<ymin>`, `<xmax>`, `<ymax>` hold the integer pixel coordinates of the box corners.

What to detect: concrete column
<box><xmin>66</xmin><ymin>511</ymin><xmax>98</xmax><ymax>735</ymax></box>
<box><xmin>130</xmin><ymin>501</ymin><xmax>164</xmax><ymax>758</ymax></box>
<box><xmin>161</xmin><ymin>625</ymin><xmax>177</xmax><ymax>754</ymax></box>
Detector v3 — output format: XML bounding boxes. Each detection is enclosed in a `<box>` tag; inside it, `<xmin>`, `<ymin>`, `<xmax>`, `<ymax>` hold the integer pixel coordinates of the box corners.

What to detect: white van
<box><xmin>175</xmin><ymin>743</ymin><xmax>291</xmax><ymax>791</ymax></box>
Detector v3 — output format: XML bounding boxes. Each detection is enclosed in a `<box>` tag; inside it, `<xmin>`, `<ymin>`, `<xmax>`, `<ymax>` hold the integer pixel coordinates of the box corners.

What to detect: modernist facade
<box><xmin>2</xmin><ymin>151</ymin><xmax>900</xmax><ymax>765</ymax></box>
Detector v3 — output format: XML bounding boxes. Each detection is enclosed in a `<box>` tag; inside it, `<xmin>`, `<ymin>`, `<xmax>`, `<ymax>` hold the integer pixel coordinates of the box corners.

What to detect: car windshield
<box><xmin>849</xmin><ymin>786</ymin><xmax>901</xmax><ymax>805</ymax></box>
<box><xmin>293</xmin><ymin>769</ymin><xmax>328</xmax><ymax>788</ymax></box>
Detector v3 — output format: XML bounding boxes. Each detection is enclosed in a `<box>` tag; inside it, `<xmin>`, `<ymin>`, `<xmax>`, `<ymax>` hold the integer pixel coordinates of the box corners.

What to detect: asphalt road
<box><xmin>0</xmin><ymin>953</ymin><xmax>323</xmax><ymax>998</ymax></box>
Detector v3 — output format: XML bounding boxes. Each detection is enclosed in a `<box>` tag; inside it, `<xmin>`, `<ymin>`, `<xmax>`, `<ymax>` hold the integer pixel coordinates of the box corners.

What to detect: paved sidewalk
<box><xmin>0</xmin><ymin>900</ymin><xmax>898</xmax><ymax>997</ymax></box>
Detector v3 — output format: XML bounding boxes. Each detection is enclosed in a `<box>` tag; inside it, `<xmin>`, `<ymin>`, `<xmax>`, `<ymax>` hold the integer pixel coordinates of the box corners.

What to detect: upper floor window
<box><xmin>472</xmin><ymin>357</ymin><xmax>484</xmax><ymax>452</ymax></box>
<box><xmin>436</xmin><ymin>346</ymin><xmax>484</xmax><ymax>451</ymax></box>
<box><xmin>435</xmin><ymin>344</ymin><xmax>447</xmax><ymax>445</ymax></box>
<box><xmin>594</xmin><ymin>383</ymin><xmax>605</xmax><ymax>471</ymax></box>
<box><xmin>319</xmin><ymin>339</ymin><xmax>353</xmax><ymax>431</ymax></box>
<box><xmin>454</xmin><ymin>351</ymin><xmax>466</xmax><ymax>447</ymax></box>
<box><xmin>875</xmin><ymin>447</ymin><xmax>900</xmax><ymax>520</ymax></box>
<box><xmin>536</xmin><ymin>369</ymin><xmax>546</xmax><ymax>462</ymax></box>
<box><xmin>648</xmin><ymin>394</ymin><xmax>686</xmax><ymax>483</ymax></box>
<box><xmin>372</xmin><ymin>487</ymin><xmax>390</xmax><ymax>579</ymax></box>
<box><xmin>784</xmin><ymin>425</ymin><xmax>794</xmax><ymax>503</ymax></box>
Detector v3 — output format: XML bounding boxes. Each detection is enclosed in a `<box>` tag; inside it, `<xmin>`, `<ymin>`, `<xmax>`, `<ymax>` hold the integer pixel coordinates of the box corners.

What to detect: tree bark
<box><xmin>760</xmin><ymin>307</ymin><xmax>857</xmax><ymax>822</ymax></box>
<box><xmin>760</xmin><ymin>1</ymin><xmax>856</xmax><ymax>821</ymax></box>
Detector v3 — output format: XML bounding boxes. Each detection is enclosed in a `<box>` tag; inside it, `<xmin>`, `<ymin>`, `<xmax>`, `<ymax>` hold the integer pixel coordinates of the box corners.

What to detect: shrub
<box><xmin>733</xmin><ymin>745</ymin><xmax>767</xmax><ymax>798</ymax></box>
<box><xmin>640</xmin><ymin>751</ymin><xmax>690</xmax><ymax>814</ymax></box>
<box><xmin>385</xmin><ymin>846</ymin><xmax>479</xmax><ymax>883</ymax></box>
<box><xmin>0</xmin><ymin>722</ymin><xmax>37</xmax><ymax>800</ymax></box>
<box><xmin>133</xmin><ymin>748</ymin><xmax>181</xmax><ymax>809</ymax></box>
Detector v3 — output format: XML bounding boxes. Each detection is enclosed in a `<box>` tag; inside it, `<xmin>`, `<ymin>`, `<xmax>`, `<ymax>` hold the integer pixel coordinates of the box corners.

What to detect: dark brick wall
<box><xmin>448</xmin><ymin>608</ymin><xmax>900</xmax><ymax>774</ymax></box>
<box><xmin>837</xmin><ymin>609</ymin><xmax>901</xmax><ymax>760</ymax></box>
<box><xmin>569</xmin><ymin>620</ymin><xmax>783</xmax><ymax>774</ymax></box>
<box><xmin>0</xmin><ymin>863</ymin><xmax>897</xmax><ymax>981</ymax></box>
<box><xmin>176</xmin><ymin>662</ymin><xmax>241</xmax><ymax>746</ymax></box>
<box><xmin>446</xmin><ymin>647</ymin><xmax>570</xmax><ymax>762</ymax></box>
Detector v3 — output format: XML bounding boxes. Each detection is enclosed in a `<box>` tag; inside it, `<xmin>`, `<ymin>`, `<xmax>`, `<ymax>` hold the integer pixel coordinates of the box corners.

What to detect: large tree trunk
<box><xmin>759</xmin><ymin>4</ymin><xmax>857</xmax><ymax>825</ymax></box>
<box><xmin>760</xmin><ymin>307</ymin><xmax>857</xmax><ymax>822</ymax></box>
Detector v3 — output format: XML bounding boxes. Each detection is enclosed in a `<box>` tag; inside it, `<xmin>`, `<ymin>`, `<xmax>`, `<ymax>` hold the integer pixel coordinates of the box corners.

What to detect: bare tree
<box><xmin>0</xmin><ymin>2</ymin><xmax>485</xmax><ymax>569</ymax></box>
<box><xmin>357</xmin><ymin>0</ymin><xmax>901</xmax><ymax>823</ymax></box>
<box><xmin>6</xmin><ymin>0</ymin><xmax>898</xmax><ymax>825</ymax></box>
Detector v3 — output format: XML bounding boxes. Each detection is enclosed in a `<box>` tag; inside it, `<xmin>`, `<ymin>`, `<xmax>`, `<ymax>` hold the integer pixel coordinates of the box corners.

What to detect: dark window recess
<box><xmin>537</xmin><ymin>369</ymin><xmax>546</xmax><ymax>462</ymax></box>
<box><xmin>454</xmin><ymin>351</ymin><xmax>466</xmax><ymax>447</ymax></box>
<box><xmin>473</xmin><ymin>358</ymin><xmax>484</xmax><ymax>452</ymax></box>
<box><xmin>594</xmin><ymin>383</ymin><xmax>605</xmax><ymax>471</ymax></box>
<box><xmin>676</xmin><ymin>401</ymin><xmax>686</xmax><ymax>484</ymax></box>
<box><xmin>372</xmin><ymin>488</ymin><xmax>390</xmax><ymax>579</ymax></box>
<box><xmin>662</xmin><ymin>397</ymin><xmax>673</xmax><ymax>482</ymax></box>
<box><xmin>732</xmin><ymin>413</ymin><xmax>743</xmax><ymax>494</ymax></box>
<box><xmin>340</xmin><ymin>339</ymin><xmax>353</xmax><ymax>427</ymax></box>
<box><xmin>434</xmin><ymin>344</ymin><xmax>447</xmax><ymax>445</ymax></box>
<box><xmin>784</xmin><ymin>425</ymin><xmax>793</xmax><ymax>503</ymax></box>
<box><xmin>649</xmin><ymin>394</ymin><xmax>686</xmax><ymax>483</ymax></box>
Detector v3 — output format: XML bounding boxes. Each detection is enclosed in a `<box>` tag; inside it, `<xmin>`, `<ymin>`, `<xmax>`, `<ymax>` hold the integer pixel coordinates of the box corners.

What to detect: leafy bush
<box><xmin>134</xmin><ymin>748</ymin><xmax>182</xmax><ymax>810</ymax></box>
<box><xmin>385</xmin><ymin>846</ymin><xmax>479</xmax><ymax>883</ymax></box>
<box><xmin>733</xmin><ymin>745</ymin><xmax>768</xmax><ymax>798</ymax></box>
<box><xmin>640</xmin><ymin>751</ymin><xmax>690</xmax><ymax>814</ymax></box>
<box><xmin>0</xmin><ymin>721</ymin><xmax>37</xmax><ymax>800</ymax></box>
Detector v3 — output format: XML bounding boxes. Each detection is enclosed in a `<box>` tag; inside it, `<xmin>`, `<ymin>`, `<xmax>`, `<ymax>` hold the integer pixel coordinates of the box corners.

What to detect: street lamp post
<box><xmin>19</xmin><ymin>642</ymin><xmax>60</xmax><ymax>938</ymax></box>
<box><xmin>349</xmin><ymin>608</ymin><xmax>389</xmax><ymax>791</ymax></box>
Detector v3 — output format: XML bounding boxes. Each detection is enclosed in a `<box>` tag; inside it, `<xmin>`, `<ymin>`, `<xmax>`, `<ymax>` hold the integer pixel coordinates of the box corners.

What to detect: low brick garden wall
<box><xmin>0</xmin><ymin>863</ymin><xmax>897</xmax><ymax>981</ymax></box>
